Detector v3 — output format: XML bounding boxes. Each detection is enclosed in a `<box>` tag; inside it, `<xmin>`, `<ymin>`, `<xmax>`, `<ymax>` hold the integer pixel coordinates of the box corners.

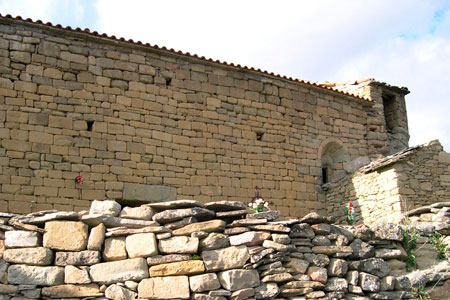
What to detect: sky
<box><xmin>1</xmin><ymin>0</ymin><xmax>449</xmax><ymax>151</ymax></box>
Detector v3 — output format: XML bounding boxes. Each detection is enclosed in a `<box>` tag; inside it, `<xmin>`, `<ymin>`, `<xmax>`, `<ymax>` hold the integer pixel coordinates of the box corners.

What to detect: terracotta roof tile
<box><xmin>0</xmin><ymin>14</ymin><xmax>375</xmax><ymax>102</ymax></box>
<box><xmin>316</xmin><ymin>78</ymin><xmax>409</xmax><ymax>96</ymax></box>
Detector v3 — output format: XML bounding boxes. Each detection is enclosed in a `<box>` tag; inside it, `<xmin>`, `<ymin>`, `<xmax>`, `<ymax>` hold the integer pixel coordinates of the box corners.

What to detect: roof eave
<box><xmin>0</xmin><ymin>14</ymin><xmax>374</xmax><ymax>104</ymax></box>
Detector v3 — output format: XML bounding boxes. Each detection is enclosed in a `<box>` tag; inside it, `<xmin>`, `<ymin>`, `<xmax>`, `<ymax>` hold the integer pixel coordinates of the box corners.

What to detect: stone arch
<box><xmin>318</xmin><ymin>139</ymin><xmax>350</xmax><ymax>183</ymax></box>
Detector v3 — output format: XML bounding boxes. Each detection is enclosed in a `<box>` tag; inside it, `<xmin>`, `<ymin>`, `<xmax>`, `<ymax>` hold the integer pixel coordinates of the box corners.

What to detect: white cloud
<box><xmin>0</xmin><ymin>0</ymin><xmax>55</xmax><ymax>21</ymax></box>
<box><xmin>93</xmin><ymin>0</ymin><xmax>450</xmax><ymax>150</ymax></box>
<box><xmin>332</xmin><ymin>29</ymin><xmax>450</xmax><ymax>150</ymax></box>
<box><xmin>93</xmin><ymin>1</ymin><xmax>441</xmax><ymax>77</ymax></box>
<box><xmin>0</xmin><ymin>0</ymin><xmax>89</xmax><ymax>28</ymax></box>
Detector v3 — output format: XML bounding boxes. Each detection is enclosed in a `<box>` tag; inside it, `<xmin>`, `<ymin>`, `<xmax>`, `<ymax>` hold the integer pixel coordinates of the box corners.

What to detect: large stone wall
<box><xmin>325</xmin><ymin>140</ymin><xmax>450</xmax><ymax>224</ymax></box>
<box><xmin>0</xmin><ymin>17</ymin><xmax>402</xmax><ymax>216</ymax></box>
<box><xmin>0</xmin><ymin>199</ymin><xmax>448</xmax><ymax>299</ymax></box>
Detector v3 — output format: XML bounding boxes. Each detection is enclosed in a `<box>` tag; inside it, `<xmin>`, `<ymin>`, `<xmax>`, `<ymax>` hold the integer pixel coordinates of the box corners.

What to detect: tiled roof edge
<box><xmin>318</xmin><ymin>78</ymin><xmax>409</xmax><ymax>96</ymax></box>
<box><xmin>370</xmin><ymin>80</ymin><xmax>410</xmax><ymax>95</ymax></box>
<box><xmin>0</xmin><ymin>14</ymin><xmax>375</xmax><ymax>103</ymax></box>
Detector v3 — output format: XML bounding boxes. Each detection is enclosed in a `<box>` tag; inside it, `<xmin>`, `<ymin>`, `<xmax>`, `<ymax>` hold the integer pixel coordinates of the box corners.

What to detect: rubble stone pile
<box><xmin>0</xmin><ymin>200</ymin><xmax>449</xmax><ymax>299</ymax></box>
<box><xmin>405</xmin><ymin>201</ymin><xmax>450</xmax><ymax>234</ymax></box>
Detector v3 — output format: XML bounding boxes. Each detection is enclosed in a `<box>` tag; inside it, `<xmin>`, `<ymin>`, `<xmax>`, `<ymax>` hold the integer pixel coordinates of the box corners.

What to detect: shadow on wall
<box><xmin>319</xmin><ymin>139</ymin><xmax>350</xmax><ymax>185</ymax></box>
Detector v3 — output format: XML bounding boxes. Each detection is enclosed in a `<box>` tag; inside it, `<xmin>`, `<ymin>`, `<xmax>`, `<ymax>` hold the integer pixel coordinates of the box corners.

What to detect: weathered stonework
<box><xmin>43</xmin><ymin>221</ymin><xmax>88</xmax><ymax>251</ymax></box>
<box><xmin>0</xmin><ymin>199</ymin><xmax>448</xmax><ymax>300</ymax></box>
<box><xmin>0</xmin><ymin>16</ymin><xmax>409</xmax><ymax>217</ymax></box>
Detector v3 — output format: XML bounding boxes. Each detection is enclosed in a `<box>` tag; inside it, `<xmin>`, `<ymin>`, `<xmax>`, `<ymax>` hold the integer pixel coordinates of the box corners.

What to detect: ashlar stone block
<box><xmin>103</xmin><ymin>237</ymin><xmax>127</xmax><ymax>261</ymax></box>
<box><xmin>89</xmin><ymin>258</ymin><xmax>149</xmax><ymax>285</ymax></box>
<box><xmin>41</xmin><ymin>283</ymin><xmax>102</xmax><ymax>298</ymax></box>
<box><xmin>87</xmin><ymin>223</ymin><xmax>105</xmax><ymax>251</ymax></box>
<box><xmin>5</xmin><ymin>231</ymin><xmax>41</xmax><ymax>248</ymax></box>
<box><xmin>159</xmin><ymin>236</ymin><xmax>199</xmax><ymax>254</ymax></box>
<box><xmin>7</xmin><ymin>265</ymin><xmax>64</xmax><ymax>286</ymax></box>
<box><xmin>138</xmin><ymin>276</ymin><xmax>190</xmax><ymax>299</ymax></box>
<box><xmin>189</xmin><ymin>273</ymin><xmax>221</xmax><ymax>292</ymax></box>
<box><xmin>149</xmin><ymin>260</ymin><xmax>205</xmax><ymax>277</ymax></box>
<box><xmin>89</xmin><ymin>200</ymin><xmax>121</xmax><ymax>216</ymax></box>
<box><xmin>218</xmin><ymin>269</ymin><xmax>260</xmax><ymax>291</ymax></box>
<box><xmin>105</xmin><ymin>284</ymin><xmax>137</xmax><ymax>300</ymax></box>
<box><xmin>55</xmin><ymin>250</ymin><xmax>101</xmax><ymax>266</ymax></box>
<box><xmin>3</xmin><ymin>247</ymin><xmax>53</xmax><ymax>265</ymax></box>
<box><xmin>44</xmin><ymin>221</ymin><xmax>88</xmax><ymax>251</ymax></box>
<box><xmin>122</xmin><ymin>183</ymin><xmax>176</xmax><ymax>203</ymax></box>
<box><xmin>202</xmin><ymin>245</ymin><xmax>250</xmax><ymax>271</ymax></box>
<box><xmin>64</xmin><ymin>265</ymin><xmax>91</xmax><ymax>284</ymax></box>
<box><xmin>125</xmin><ymin>233</ymin><xmax>158</xmax><ymax>258</ymax></box>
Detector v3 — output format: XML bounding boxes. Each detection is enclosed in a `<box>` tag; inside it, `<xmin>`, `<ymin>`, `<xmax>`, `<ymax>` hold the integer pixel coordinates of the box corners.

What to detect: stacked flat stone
<box><xmin>0</xmin><ymin>200</ymin><xmax>449</xmax><ymax>299</ymax></box>
<box><xmin>405</xmin><ymin>201</ymin><xmax>450</xmax><ymax>235</ymax></box>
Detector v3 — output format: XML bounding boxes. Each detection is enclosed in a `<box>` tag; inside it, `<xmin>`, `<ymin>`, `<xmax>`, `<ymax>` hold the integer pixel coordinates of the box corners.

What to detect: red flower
<box><xmin>345</xmin><ymin>200</ymin><xmax>355</xmax><ymax>223</ymax></box>
<box><xmin>75</xmin><ymin>174</ymin><xmax>84</xmax><ymax>184</ymax></box>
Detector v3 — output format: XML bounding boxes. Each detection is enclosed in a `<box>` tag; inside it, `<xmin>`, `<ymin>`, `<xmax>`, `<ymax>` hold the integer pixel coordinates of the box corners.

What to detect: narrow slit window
<box><xmin>86</xmin><ymin>120</ymin><xmax>94</xmax><ymax>132</ymax></box>
<box><xmin>322</xmin><ymin>167</ymin><xmax>328</xmax><ymax>184</ymax></box>
<box><xmin>256</xmin><ymin>132</ymin><xmax>264</xmax><ymax>141</ymax></box>
<box><xmin>382</xmin><ymin>94</ymin><xmax>398</xmax><ymax>132</ymax></box>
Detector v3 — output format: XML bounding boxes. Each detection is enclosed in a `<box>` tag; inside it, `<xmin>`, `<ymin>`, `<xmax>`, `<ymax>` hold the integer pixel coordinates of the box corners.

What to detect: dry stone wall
<box><xmin>0</xmin><ymin>17</ymin><xmax>395</xmax><ymax>217</ymax></box>
<box><xmin>0</xmin><ymin>199</ymin><xmax>449</xmax><ymax>300</ymax></box>
<box><xmin>325</xmin><ymin>140</ymin><xmax>450</xmax><ymax>224</ymax></box>
<box><xmin>325</xmin><ymin>166</ymin><xmax>400</xmax><ymax>225</ymax></box>
<box><xmin>394</xmin><ymin>141</ymin><xmax>450</xmax><ymax>208</ymax></box>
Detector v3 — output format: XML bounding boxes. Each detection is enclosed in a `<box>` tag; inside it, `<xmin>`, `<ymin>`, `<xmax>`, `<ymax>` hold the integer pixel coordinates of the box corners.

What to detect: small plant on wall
<box><xmin>402</xmin><ymin>229</ymin><xmax>419</xmax><ymax>271</ymax></box>
<box><xmin>248</xmin><ymin>186</ymin><xmax>272</xmax><ymax>213</ymax></box>
<box><xmin>429</xmin><ymin>231</ymin><xmax>450</xmax><ymax>260</ymax></box>
<box><xmin>412</xmin><ymin>284</ymin><xmax>431</xmax><ymax>300</ymax></box>
<box><xmin>75</xmin><ymin>173</ymin><xmax>84</xmax><ymax>184</ymax></box>
<box><xmin>344</xmin><ymin>200</ymin><xmax>355</xmax><ymax>224</ymax></box>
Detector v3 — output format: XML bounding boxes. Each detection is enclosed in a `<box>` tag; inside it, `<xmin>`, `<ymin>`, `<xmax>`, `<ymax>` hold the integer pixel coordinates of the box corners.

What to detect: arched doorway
<box><xmin>319</xmin><ymin>139</ymin><xmax>350</xmax><ymax>184</ymax></box>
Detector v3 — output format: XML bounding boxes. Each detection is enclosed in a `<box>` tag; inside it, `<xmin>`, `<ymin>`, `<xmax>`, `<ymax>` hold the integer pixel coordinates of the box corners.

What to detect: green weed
<box><xmin>402</xmin><ymin>229</ymin><xmax>419</xmax><ymax>271</ymax></box>
<box><xmin>429</xmin><ymin>231</ymin><xmax>450</xmax><ymax>260</ymax></box>
<box><xmin>412</xmin><ymin>284</ymin><xmax>430</xmax><ymax>300</ymax></box>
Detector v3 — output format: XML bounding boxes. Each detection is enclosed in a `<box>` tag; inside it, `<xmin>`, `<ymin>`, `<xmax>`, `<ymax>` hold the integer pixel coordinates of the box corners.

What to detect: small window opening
<box><xmin>320</xmin><ymin>140</ymin><xmax>350</xmax><ymax>184</ymax></box>
<box><xmin>382</xmin><ymin>94</ymin><xmax>398</xmax><ymax>133</ymax></box>
<box><xmin>166</xmin><ymin>78</ymin><xmax>172</xmax><ymax>86</ymax></box>
<box><xmin>322</xmin><ymin>167</ymin><xmax>328</xmax><ymax>184</ymax></box>
<box><xmin>86</xmin><ymin>120</ymin><xmax>94</xmax><ymax>132</ymax></box>
<box><xmin>256</xmin><ymin>132</ymin><xmax>264</xmax><ymax>141</ymax></box>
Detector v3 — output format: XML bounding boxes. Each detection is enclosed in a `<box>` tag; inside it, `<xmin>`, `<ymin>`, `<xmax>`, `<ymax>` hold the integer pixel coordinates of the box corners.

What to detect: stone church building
<box><xmin>2</xmin><ymin>14</ymin><xmax>444</xmax><ymax>220</ymax></box>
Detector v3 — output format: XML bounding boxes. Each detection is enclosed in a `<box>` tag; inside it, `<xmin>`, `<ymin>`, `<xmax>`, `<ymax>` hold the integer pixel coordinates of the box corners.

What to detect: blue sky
<box><xmin>1</xmin><ymin>0</ymin><xmax>450</xmax><ymax>151</ymax></box>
